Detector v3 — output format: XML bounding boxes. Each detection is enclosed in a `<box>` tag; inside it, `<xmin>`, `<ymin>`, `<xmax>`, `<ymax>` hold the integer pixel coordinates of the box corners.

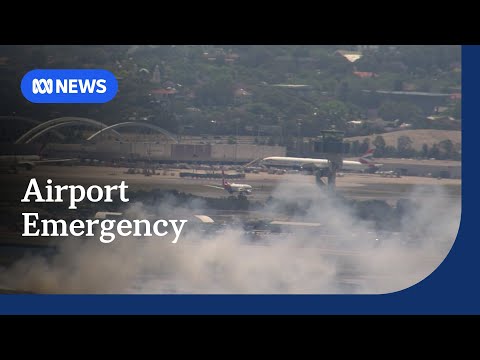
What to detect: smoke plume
<box><xmin>0</xmin><ymin>178</ymin><xmax>460</xmax><ymax>294</ymax></box>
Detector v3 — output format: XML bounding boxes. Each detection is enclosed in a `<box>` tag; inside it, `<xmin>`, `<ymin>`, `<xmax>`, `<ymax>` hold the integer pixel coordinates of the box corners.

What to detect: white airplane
<box><xmin>260</xmin><ymin>149</ymin><xmax>383</xmax><ymax>173</ymax></box>
<box><xmin>377</xmin><ymin>170</ymin><xmax>401</xmax><ymax>178</ymax></box>
<box><xmin>205</xmin><ymin>169</ymin><xmax>253</xmax><ymax>196</ymax></box>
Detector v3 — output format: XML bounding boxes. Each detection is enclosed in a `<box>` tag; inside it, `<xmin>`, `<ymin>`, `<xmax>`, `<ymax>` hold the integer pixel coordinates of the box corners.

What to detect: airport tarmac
<box><xmin>0</xmin><ymin>164</ymin><xmax>459</xmax><ymax>294</ymax></box>
<box><xmin>0</xmin><ymin>164</ymin><xmax>461</xmax><ymax>204</ymax></box>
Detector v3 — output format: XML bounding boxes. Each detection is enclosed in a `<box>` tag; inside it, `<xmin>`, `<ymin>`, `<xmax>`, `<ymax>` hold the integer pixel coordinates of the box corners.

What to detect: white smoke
<box><xmin>0</xmin><ymin>178</ymin><xmax>460</xmax><ymax>294</ymax></box>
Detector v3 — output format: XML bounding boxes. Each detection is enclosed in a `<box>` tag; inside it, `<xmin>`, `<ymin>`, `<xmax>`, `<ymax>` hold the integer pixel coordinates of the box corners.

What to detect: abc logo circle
<box><xmin>21</xmin><ymin>69</ymin><xmax>118</xmax><ymax>103</ymax></box>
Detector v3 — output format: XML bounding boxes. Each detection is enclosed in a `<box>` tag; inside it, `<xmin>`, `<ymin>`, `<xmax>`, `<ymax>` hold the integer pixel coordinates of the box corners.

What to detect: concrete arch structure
<box><xmin>86</xmin><ymin>121</ymin><xmax>178</xmax><ymax>143</ymax></box>
<box><xmin>15</xmin><ymin>117</ymin><xmax>122</xmax><ymax>144</ymax></box>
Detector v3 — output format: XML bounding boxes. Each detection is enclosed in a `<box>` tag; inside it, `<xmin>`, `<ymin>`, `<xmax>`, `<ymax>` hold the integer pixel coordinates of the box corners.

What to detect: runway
<box><xmin>0</xmin><ymin>164</ymin><xmax>462</xmax><ymax>204</ymax></box>
<box><xmin>0</xmin><ymin>164</ymin><xmax>461</xmax><ymax>294</ymax></box>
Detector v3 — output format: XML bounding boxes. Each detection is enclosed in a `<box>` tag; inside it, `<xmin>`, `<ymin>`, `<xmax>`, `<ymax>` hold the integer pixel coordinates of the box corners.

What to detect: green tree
<box><xmin>372</xmin><ymin>135</ymin><xmax>386</xmax><ymax>157</ymax></box>
<box><xmin>384</xmin><ymin>145</ymin><xmax>397</xmax><ymax>157</ymax></box>
<box><xmin>359</xmin><ymin>138</ymin><xmax>371</xmax><ymax>154</ymax></box>
<box><xmin>397</xmin><ymin>135</ymin><xmax>413</xmax><ymax>157</ymax></box>
<box><xmin>421</xmin><ymin>143</ymin><xmax>429</xmax><ymax>158</ymax></box>
<box><xmin>451</xmin><ymin>102</ymin><xmax>461</xmax><ymax>119</ymax></box>
<box><xmin>350</xmin><ymin>140</ymin><xmax>360</xmax><ymax>156</ymax></box>
<box><xmin>314</xmin><ymin>100</ymin><xmax>356</xmax><ymax>132</ymax></box>
<box><xmin>393</xmin><ymin>79</ymin><xmax>404</xmax><ymax>91</ymax></box>
<box><xmin>378</xmin><ymin>101</ymin><xmax>424</xmax><ymax>128</ymax></box>
<box><xmin>439</xmin><ymin>139</ymin><xmax>454</xmax><ymax>159</ymax></box>
<box><xmin>196</xmin><ymin>78</ymin><xmax>234</xmax><ymax>106</ymax></box>
<box><xmin>428</xmin><ymin>144</ymin><xmax>440</xmax><ymax>159</ymax></box>
<box><xmin>336</xmin><ymin>81</ymin><xmax>350</xmax><ymax>102</ymax></box>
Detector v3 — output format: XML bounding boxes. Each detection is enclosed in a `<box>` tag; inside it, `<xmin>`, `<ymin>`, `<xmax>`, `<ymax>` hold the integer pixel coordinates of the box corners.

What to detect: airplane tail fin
<box><xmin>222</xmin><ymin>169</ymin><xmax>229</xmax><ymax>187</ymax></box>
<box><xmin>359</xmin><ymin>148</ymin><xmax>383</xmax><ymax>173</ymax></box>
<box><xmin>358</xmin><ymin>148</ymin><xmax>375</xmax><ymax>166</ymax></box>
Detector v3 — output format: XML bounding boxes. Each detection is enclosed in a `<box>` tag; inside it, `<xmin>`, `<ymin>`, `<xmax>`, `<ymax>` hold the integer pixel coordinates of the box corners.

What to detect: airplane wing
<box><xmin>34</xmin><ymin>158</ymin><xmax>78</xmax><ymax>165</ymax></box>
<box><xmin>204</xmin><ymin>185</ymin><xmax>225</xmax><ymax>190</ymax></box>
<box><xmin>300</xmin><ymin>162</ymin><xmax>328</xmax><ymax>170</ymax></box>
<box><xmin>238</xmin><ymin>188</ymin><xmax>252</xmax><ymax>193</ymax></box>
<box><xmin>14</xmin><ymin>161</ymin><xmax>37</xmax><ymax>170</ymax></box>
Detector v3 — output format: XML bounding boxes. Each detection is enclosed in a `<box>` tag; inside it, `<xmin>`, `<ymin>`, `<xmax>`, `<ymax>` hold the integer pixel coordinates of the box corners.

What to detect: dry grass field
<box><xmin>345</xmin><ymin>129</ymin><xmax>461</xmax><ymax>151</ymax></box>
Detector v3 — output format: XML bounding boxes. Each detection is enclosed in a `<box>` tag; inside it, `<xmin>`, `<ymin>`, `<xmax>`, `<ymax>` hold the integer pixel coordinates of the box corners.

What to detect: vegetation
<box><xmin>0</xmin><ymin>45</ymin><xmax>461</xmax><ymax>159</ymax></box>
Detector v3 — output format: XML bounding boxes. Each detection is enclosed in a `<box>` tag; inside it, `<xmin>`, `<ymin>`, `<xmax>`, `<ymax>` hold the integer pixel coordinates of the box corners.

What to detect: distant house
<box><xmin>234</xmin><ymin>88</ymin><xmax>252</xmax><ymax>97</ymax></box>
<box><xmin>347</xmin><ymin>120</ymin><xmax>364</xmax><ymax>127</ymax></box>
<box><xmin>427</xmin><ymin>115</ymin><xmax>456</xmax><ymax>122</ymax></box>
<box><xmin>398</xmin><ymin>123</ymin><xmax>412</xmax><ymax>129</ymax></box>
<box><xmin>334</xmin><ymin>50</ymin><xmax>363</xmax><ymax>63</ymax></box>
<box><xmin>450</xmin><ymin>93</ymin><xmax>461</xmax><ymax>101</ymax></box>
<box><xmin>353</xmin><ymin>71</ymin><xmax>377</xmax><ymax>78</ymax></box>
<box><xmin>202</xmin><ymin>47</ymin><xmax>227</xmax><ymax>62</ymax></box>
<box><xmin>151</xmin><ymin>88</ymin><xmax>177</xmax><ymax>101</ymax></box>
<box><xmin>225</xmin><ymin>52</ymin><xmax>240</xmax><ymax>63</ymax></box>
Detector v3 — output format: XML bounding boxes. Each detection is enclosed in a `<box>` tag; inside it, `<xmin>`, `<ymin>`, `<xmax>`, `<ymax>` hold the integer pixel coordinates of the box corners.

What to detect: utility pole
<box><xmin>235</xmin><ymin>118</ymin><xmax>240</xmax><ymax>162</ymax></box>
<box><xmin>296</xmin><ymin>119</ymin><xmax>303</xmax><ymax>156</ymax></box>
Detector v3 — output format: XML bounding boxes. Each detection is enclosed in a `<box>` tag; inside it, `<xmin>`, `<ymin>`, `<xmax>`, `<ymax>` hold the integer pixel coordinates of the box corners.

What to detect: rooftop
<box><xmin>362</xmin><ymin>90</ymin><xmax>452</xmax><ymax>97</ymax></box>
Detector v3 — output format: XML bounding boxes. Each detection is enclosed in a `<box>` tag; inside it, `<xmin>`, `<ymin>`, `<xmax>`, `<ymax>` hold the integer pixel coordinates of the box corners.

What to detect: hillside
<box><xmin>0</xmin><ymin>45</ymin><xmax>461</xmax><ymax>140</ymax></box>
<box><xmin>345</xmin><ymin>129</ymin><xmax>461</xmax><ymax>151</ymax></box>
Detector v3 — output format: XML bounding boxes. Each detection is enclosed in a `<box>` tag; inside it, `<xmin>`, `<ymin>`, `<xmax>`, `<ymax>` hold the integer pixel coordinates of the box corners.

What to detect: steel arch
<box><xmin>86</xmin><ymin>121</ymin><xmax>178</xmax><ymax>142</ymax></box>
<box><xmin>15</xmin><ymin>117</ymin><xmax>122</xmax><ymax>144</ymax></box>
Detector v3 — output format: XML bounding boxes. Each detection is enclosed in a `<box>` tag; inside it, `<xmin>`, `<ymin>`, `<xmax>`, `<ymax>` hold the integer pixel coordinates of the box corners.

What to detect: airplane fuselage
<box><xmin>225</xmin><ymin>183</ymin><xmax>252</xmax><ymax>194</ymax></box>
<box><xmin>261</xmin><ymin>156</ymin><xmax>374</xmax><ymax>172</ymax></box>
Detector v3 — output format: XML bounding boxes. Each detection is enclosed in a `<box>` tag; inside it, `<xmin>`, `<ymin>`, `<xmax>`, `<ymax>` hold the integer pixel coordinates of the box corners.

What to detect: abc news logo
<box><xmin>21</xmin><ymin>69</ymin><xmax>117</xmax><ymax>103</ymax></box>
<box><xmin>32</xmin><ymin>78</ymin><xmax>107</xmax><ymax>95</ymax></box>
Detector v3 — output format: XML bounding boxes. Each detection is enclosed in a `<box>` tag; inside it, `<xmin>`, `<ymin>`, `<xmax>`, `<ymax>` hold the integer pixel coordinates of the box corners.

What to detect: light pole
<box><xmin>296</xmin><ymin>119</ymin><xmax>303</xmax><ymax>156</ymax></box>
<box><xmin>278</xmin><ymin>115</ymin><xmax>284</xmax><ymax>146</ymax></box>
<box><xmin>235</xmin><ymin>118</ymin><xmax>240</xmax><ymax>162</ymax></box>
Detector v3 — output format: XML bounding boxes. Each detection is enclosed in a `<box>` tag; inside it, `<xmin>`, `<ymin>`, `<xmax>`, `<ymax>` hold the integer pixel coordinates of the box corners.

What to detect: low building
<box><xmin>353</xmin><ymin>158</ymin><xmax>462</xmax><ymax>178</ymax></box>
<box><xmin>334</xmin><ymin>50</ymin><xmax>363</xmax><ymax>62</ymax></box>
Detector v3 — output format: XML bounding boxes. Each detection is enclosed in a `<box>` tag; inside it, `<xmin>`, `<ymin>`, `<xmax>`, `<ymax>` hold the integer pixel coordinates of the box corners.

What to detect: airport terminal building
<box><xmin>46</xmin><ymin>141</ymin><xmax>286</xmax><ymax>163</ymax></box>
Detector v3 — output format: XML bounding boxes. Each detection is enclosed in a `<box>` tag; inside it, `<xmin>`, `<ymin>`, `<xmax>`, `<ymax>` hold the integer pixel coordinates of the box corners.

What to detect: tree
<box><xmin>313</xmin><ymin>100</ymin><xmax>356</xmax><ymax>132</ymax></box>
<box><xmin>372</xmin><ymin>135</ymin><xmax>386</xmax><ymax>157</ymax></box>
<box><xmin>451</xmin><ymin>102</ymin><xmax>461</xmax><ymax>120</ymax></box>
<box><xmin>351</xmin><ymin>140</ymin><xmax>360</xmax><ymax>156</ymax></box>
<box><xmin>393</xmin><ymin>79</ymin><xmax>404</xmax><ymax>91</ymax></box>
<box><xmin>421</xmin><ymin>143</ymin><xmax>429</xmax><ymax>158</ymax></box>
<box><xmin>196</xmin><ymin>78</ymin><xmax>234</xmax><ymax>106</ymax></box>
<box><xmin>359</xmin><ymin>138</ymin><xmax>371</xmax><ymax>154</ymax></box>
<box><xmin>384</xmin><ymin>145</ymin><xmax>397</xmax><ymax>157</ymax></box>
<box><xmin>397</xmin><ymin>135</ymin><xmax>413</xmax><ymax>157</ymax></box>
<box><xmin>428</xmin><ymin>144</ymin><xmax>440</xmax><ymax>159</ymax></box>
<box><xmin>439</xmin><ymin>139</ymin><xmax>454</xmax><ymax>159</ymax></box>
<box><xmin>378</xmin><ymin>101</ymin><xmax>424</xmax><ymax>128</ymax></box>
<box><xmin>336</xmin><ymin>81</ymin><xmax>350</xmax><ymax>102</ymax></box>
